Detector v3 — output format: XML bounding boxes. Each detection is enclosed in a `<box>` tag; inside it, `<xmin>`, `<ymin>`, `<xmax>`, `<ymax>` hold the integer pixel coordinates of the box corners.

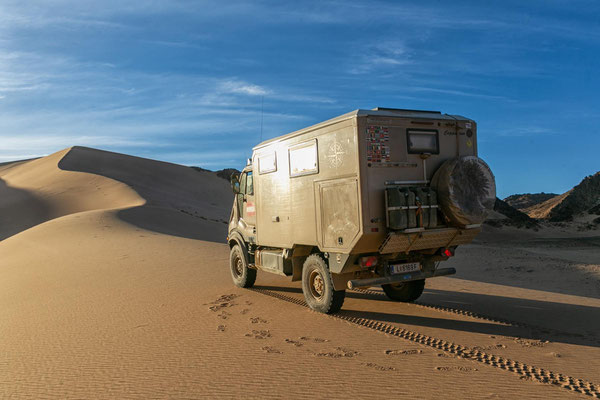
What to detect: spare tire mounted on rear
<box><xmin>431</xmin><ymin>156</ymin><xmax>496</xmax><ymax>227</ymax></box>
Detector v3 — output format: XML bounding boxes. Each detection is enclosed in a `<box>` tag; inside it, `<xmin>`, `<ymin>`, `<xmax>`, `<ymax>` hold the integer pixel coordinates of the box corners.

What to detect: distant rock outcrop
<box><xmin>215</xmin><ymin>168</ymin><xmax>241</xmax><ymax>181</ymax></box>
<box><xmin>547</xmin><ymin>172</ymin><xmax>600</xmax><ymax>221</ymax></box>
<box><xmin>485</xmin><ymin>198</ymin><xmax>539</xmax><ymax>229</ymax></box>
<box><xmin>190</xmin><ymin>166</ymin><xmax>241</xmax><ymax>182</ymax></box>
<box><xmin>504</xmin><ymin>172</ymin><xmax>600</xmax><ymax>222</ymax></box>
<box><xmin>504</xmin><ymin>193</ymin><xmax>558</xmax><ymax>210</ymax></box>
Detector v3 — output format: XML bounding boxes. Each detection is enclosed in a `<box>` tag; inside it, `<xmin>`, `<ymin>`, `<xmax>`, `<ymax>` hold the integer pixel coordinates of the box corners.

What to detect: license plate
<box><xmin>389</xmin><ymin>262</ymin><xmax>421</xmax><ymax>275</ymax></box>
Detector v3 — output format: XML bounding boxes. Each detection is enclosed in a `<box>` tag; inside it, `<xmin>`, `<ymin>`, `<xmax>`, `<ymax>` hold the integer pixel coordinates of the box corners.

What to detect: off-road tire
<box><xmin>230</xmin><ymin>244</ymin><xmax>256</xmax><ymax>288</ymax></box>
<box><xmin>301</xmin><ymin>254</ymin><xmax>345</xmax><ymax>314</ymax></box>
<box><xmin>381</xmin><ymin>279</ymin><xmax>425</xmax><ymax>302</ymax></box>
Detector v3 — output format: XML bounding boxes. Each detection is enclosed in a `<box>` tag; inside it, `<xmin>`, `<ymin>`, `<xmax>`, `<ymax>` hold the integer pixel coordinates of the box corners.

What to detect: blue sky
<box><xmin>1</xmin><ymin>0</ymin><xmax>598</xmax><ymax>198</ymax></box>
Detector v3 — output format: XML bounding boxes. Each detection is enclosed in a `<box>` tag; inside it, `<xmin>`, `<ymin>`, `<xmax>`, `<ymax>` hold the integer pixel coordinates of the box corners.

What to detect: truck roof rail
<box><xmin>372</xmin><ymin>107</ymin><xmax>441</xmax><ymax>114</ymax></box>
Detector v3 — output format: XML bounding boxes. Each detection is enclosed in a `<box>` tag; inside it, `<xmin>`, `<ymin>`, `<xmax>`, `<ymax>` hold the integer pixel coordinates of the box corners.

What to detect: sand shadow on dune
<box><xmin>117</xmin><ymin>206</ymin><xmax>228</xmax><ymax>242</ymax></box>
<box><xmin>58</xmin><ymin>146</ymin><xmax>231</xmax><ymax>242</ymax></box>
<box><xmin>0</xmin><ymin>178</ymin><xmax>53</xmax><ymax>241</ymax></box>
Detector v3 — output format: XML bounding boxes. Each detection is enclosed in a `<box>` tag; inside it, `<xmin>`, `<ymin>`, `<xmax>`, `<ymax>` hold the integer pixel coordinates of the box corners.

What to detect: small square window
<box><xmin>407</xmin><ymin>130</ymin><xmax>439</xmax><ymax>154</ymax></box>
<box><xmin>258</xmin><ymin>152</ymin><xmax>277</xmax><ymax>174</ymax></box>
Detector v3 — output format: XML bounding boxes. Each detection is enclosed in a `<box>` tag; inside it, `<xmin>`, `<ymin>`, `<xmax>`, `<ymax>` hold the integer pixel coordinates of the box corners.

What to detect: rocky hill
<box><xmin>504</xmin><ymin>171</ymin><xmax>600</xmax><ymax>222</ymax></box>
<box><xmin>504</xmin><ymin>193</ymin><xmax>558</xmax><ymax>210</ymax></box>
<box><xmin>547</xmin><ymin>172</ymin><xmax>600</xmax><ymax>221</ymax></box>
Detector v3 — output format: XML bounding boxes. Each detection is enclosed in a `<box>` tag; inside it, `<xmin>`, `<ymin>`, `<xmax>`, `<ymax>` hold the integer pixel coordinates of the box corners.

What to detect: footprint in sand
<box><xmin>385</xmin><ymin>349</ymin><xmax>423</xmax><ymax>356</ymax></box>
<box><xmin>262</xmin><ymin>346</ymin><xmax>282</xmax><ymax>354</ymax></box>
<box><xmin>435</xmin><ymin>366</ymin><xmax>478</xmax><ymax>372</ymax></box>
<box><xmin>299</xmin><ymin>336</ymin><xmax>330</xmax><ymax>343</ymax></box>
<box><xmin>207</xmin><ymin>294</ymin><xmax>240</xmax><ymax>312</ymax></box>
<box><xmin>250</xmin><ymin>317</ymin><xmax>268</xmax><ymax>324</ymax></box>
<box><xmin>217</xmin><ymin>311</ymin><xmax>231</xmax><ymax>320</ymax></box>
<box><xmin>513</xmin><ymin>338</ymin><xmax>548</xmax><ymax>348</ymax></box>
<box><xmin>364</xmin><ymin>363</ymin><xmax>396</xmax><ymax>371</ymax></box>
<box><xmin>284</xmin><ymin>339</ymin><xmax>303</xmax><ymax>347</ymax></box>
<box><xmin>245</xmin><ymin>330</ymin><xmax>271</xmax><ymax>339</ymax></box>
<box><xmin>314</xmin><ymin>347</ymin><xmax>359</xmax><ymax>358</ymax></box>
<box><xmin>473</xmin><ymin>344</ymin><xmax>507</xmax><ymax>351</ymax></box>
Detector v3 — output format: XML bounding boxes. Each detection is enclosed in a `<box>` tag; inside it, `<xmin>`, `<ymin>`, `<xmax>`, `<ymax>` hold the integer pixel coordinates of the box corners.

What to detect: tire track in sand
<box><xmin>251</xmin><ymin>288</ymin><xmax>600</xmax><ymax>398</ymax></box>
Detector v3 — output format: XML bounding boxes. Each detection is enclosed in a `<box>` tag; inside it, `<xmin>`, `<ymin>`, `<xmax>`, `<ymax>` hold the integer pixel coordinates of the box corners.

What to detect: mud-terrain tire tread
<box><xmin>230</xmin><ymin>245</ymin><xmax>256</xmax><ymax>288</ymax></box>
<box><xmin>382</xmin><ymin>279</ymin><xmax>425</xmax><ymax>302</ymax></box>
<box><xmin>301</xmin><ymin>254</ymin><xmax>345</xmax><ymax>314</ymax></box>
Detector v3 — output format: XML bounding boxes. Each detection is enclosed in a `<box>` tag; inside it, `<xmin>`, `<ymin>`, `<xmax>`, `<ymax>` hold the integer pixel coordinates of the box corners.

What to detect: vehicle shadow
<box><xmin>254</xmin><ymin>284</ymin><xmax>600</xmax><ymax>348</ymax></box>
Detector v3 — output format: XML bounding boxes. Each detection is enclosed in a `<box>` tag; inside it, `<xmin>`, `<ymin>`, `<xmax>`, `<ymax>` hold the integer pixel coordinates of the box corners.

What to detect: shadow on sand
<box><xmin>117</xmin><ymin>206</ymin><xmax>228</xmax><ymax>242</ymax></box>
<box><xmin>58</xmin><ymin>146</ymin><xmax>231</xmax><ymax>242</ymax></box>
<box><xmin>0</xmin><ymin>178</ymin><xmax>53</xmax><ymax>241</ymax></box>
<box><xmin>254</xmin><ymin>284</ymin><xmax>600</xmax><ymax>348</ymax></box>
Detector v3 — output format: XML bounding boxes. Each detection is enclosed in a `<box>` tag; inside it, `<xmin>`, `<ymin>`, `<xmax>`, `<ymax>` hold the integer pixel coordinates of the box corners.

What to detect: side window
<box><xmin>246</xmin><ymin>171</ymin><xmax>254</xmax><ymax>195</ymax></box>
<box><xmin>258</xmin><ymin>152</ymin><xmax>277</xmax><ymax>174</ymax></box>
<box><xmin>289</xmin><ymin>139</ymin><xmax>318</xmax><ymax>177</ymax></box>
<box><xmin>239</xmin><ymin>172</ymin><xmax>247</xmax><ymax>195</ymax></box>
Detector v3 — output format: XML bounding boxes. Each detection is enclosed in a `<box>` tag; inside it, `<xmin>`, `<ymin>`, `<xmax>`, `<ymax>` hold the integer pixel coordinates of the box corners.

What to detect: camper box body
<box><xmin>230</xmin><ymin>108</ymin><xmax>481</xmax><ymax>280</ymax></box>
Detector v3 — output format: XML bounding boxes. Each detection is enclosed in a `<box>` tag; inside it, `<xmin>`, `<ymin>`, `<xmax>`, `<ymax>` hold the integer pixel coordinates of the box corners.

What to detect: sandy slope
<box><xmin>1</xmin><ymin>148</ymin><xmax>598</xmax><ymax>399</ymax></box>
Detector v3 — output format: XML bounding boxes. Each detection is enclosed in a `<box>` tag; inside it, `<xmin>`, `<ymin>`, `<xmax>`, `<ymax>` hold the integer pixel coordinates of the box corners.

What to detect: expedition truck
<box><xmin>228</xmin><ymin>108</ymin><xmax>495</xmax><ymax>313</ymax></box>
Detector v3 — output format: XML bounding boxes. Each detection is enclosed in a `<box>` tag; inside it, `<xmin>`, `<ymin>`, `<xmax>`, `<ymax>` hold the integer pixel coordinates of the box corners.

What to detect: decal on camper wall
<box><xmin>366</xmin><ymin>125</ymin><xmax>390</xmax><ymax>163</ymax></box>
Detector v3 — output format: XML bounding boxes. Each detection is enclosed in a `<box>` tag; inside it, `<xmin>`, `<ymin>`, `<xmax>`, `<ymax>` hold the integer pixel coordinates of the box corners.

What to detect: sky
<box><xmin>0</xmin><ymin>0</ymin><xmax>598</xmax><ymax>198</ymax></box>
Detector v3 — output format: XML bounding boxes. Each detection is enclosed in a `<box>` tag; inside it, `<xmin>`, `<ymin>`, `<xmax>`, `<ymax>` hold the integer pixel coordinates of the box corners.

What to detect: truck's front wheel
<box><xmin>381</xmin><ymin>280</ymin><xmax>425</xmax><ymax>302</ymax></box>
<box><xmin>230</xmin><ymin>244</ymin><xmax>256</xmax><ymax>288</ymax></box>
<box><xmin>301</xmin><ymin>254</ymin><xmax>345</xmax><ymax>314</ymax></box>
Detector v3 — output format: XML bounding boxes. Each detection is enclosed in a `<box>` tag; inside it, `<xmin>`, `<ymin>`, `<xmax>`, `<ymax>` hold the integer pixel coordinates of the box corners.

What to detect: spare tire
<box><xmin>431</xmin><ymin>156</ymin><xmax>496</xmax><ymax>227</ymax></box>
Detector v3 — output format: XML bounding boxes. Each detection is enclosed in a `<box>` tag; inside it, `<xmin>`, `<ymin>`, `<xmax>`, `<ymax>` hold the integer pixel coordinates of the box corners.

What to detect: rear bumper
<box><xmin>347</xmin><ymin>267</ymin><xmax>456</xmax><ymax>289</ymax></box>
<box><xmin>379</xmin><ymin>226</ymin><xmax>480</xmax><ymax>254</ymax></box>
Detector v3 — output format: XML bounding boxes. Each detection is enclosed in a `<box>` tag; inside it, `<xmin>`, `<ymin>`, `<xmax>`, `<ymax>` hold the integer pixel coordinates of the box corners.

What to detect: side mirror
<box><xmin>230</xmin><ymin>173</ymin><xmax>240</xmax><ymax>194</ymax></box>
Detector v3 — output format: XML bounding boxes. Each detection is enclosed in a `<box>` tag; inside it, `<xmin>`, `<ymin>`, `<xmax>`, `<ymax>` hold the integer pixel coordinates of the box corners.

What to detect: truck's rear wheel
<box><xmin>230</xmin><ymin>244</ymin><xmax>256</xmax><ymax>288</ymax></box>
<box><xmin>301</xmin><ymin>254</ymin><xmax>345</xmax><ymax>314</ymax></box>
<box><xmin>381</xmin><ymin>280</ymin><xmax>425</xmax><ymax>302</ymax></box>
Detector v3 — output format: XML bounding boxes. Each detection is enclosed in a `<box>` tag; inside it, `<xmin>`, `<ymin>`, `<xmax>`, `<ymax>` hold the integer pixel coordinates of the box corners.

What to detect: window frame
<box><xmin>288</xmin><ymin>139</ymin><xmax>319</xmax><ymax>178</ymax></box>
<box><xmin>406</xmin><ymin>129</ymin><xmax>440</xmax><ymax>155</ymax></box>
<box><xmin>246</xmin><ymin>171</ymin><xmax>254</xmax><ymax>195</ymax></box>
<box><xmin>258</xmin><ymin>152</ymin><xmax>277</xmax><ymax>174</ymax></box>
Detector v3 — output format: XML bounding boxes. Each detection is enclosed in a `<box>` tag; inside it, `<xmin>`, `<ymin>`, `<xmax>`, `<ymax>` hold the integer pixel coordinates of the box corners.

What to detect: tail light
<box><xmin>440</xmin><ymin>248</ymin><xmax>454</xmax><ymax>258</ymax></box>
<box><xmin>360</xmin><ymin>256</ymin><xmax>378</xmax><ymax>268</ymax></box>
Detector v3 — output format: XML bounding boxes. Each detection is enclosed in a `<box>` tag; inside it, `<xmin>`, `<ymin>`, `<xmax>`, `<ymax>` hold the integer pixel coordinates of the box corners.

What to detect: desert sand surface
<box><xmin>1</xmin><ymin>147</ymin><xmax>599</xmax><ymax>399</ymax></box>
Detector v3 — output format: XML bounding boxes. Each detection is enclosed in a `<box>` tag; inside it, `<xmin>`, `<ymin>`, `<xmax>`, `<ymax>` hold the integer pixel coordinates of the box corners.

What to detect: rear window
<box><xmin>407</xmin><ymin>129</ymin><xmax>439</xmax><ymax>154</ymax></box>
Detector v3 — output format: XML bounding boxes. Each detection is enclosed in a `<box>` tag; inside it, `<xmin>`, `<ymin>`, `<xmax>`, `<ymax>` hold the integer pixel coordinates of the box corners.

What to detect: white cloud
<box><xmin>409</xmin><ymin>87</ymin><xmax>510</xmax><ymax>101</ymax></box>
<box><xmin>219</xmin><ymin>79</ymin><xmax>270</xmax><ymax>96</ymax></box>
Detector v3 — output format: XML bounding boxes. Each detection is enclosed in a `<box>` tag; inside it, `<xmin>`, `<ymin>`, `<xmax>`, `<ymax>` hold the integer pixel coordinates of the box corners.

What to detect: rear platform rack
<box><xmin>379</xmin><ymin>227</ymin><xmax>481</xmax><ymax>254</ymax></box>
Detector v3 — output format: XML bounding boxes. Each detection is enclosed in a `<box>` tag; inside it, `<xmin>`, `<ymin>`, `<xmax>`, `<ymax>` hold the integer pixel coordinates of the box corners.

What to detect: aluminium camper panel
<box><xmin>252</xmin><ymin>117</ymin><xmax>362</xmax><ymax>252</ymax></box>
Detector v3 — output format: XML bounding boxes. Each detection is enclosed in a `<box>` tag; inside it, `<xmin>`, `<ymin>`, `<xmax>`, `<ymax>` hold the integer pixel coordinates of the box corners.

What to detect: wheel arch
<box><xmin>228</xmin><ymin>230</ymin><xmax>250</xmax><ymax>264</ymax></box>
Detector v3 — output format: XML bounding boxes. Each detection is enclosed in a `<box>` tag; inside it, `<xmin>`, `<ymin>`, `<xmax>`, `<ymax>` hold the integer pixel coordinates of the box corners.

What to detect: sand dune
<box><xmin>0</xmin><ymin>146</ymin><xmax>231</xmax><ymax>241</ymax></box>
<box><xmin>1</xmin><ymin>147</ymin><xmax>598</xmax><ymax>399</ymax></box>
